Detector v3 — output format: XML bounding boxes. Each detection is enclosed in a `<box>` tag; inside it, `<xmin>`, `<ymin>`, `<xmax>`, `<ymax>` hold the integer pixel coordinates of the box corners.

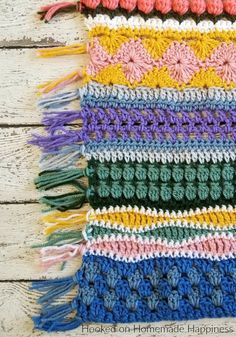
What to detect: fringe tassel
<box><xmin>38</xmin><ymin>43</ymin><xmax>86</xmax><ymax>58</ymax></box>
<box><xmin>43</xmin><ymin>210</ymin><xmax>88</xmax><ymax>235</ymax></box>
<box><xmin>35</xmin><ymin>168</ymin><xmax>86</xmax><ymax>190</ymax></box>
<box><xmin>42</xmin><ymin>110</ymin><xmax>82</xmax><ymax>130</ymax></box>
<box><xmin>38</xmin><ymin>70</ymin><xmax>83</xmax><ymax>94</ymax></box>
<box><xmin>40</xmin><ymin>189</ymin><xmax>86</xmax><ymax>211</ymax></box>
<box><xmin>30</xmin><ymin>131</ymin><xmax>83</xmax><ymax>152</ymax></box>
<box><xmin>38</xmin><ymin>2</ymin><xmax>80</xmax><ymax>23</ymax></box>
<box><xmin>32</xmin><ymin>277</ymin><xmax>82</xmax><ymax>331</ymax></box>
<box><xmin>33</xmin><ymin>230</ymin><xmax>84</xmax><ymax>247</ymax></box>
<box><xmin>35</xmin><ymin>169</ymin><xmax>87</xmax><ymax>210</ymax></box>
<box><xmin>38</xmin><ymin>90</ymin><xmax>80</xmax><ymax>109</ymax></box>
<box><xmin>40</xmin><ymin>145</ymin><xmax>83</xmax><ymax>170</ymax></box>
<box><xmin>40</xmin><ymin>243</ymin><xmax>85</xmax><ymax>268</ymax></box>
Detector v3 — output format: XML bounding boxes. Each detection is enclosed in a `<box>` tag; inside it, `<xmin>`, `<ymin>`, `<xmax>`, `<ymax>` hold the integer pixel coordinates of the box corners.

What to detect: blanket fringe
<box><xmin>35</xmin><ymin>168</ymin><xmax>86</xmax><ymax>190</ymax></box>
<box><xmin>38</xmin><ymin>43</ymin><xmax>86</xmax><ymax>57</ymax></box>
<box><xmin>38</xmin><ymin>70</ymin><xmax>83</xmax><ymax>94</ymax></box>
<box><xmin>38</xmin><ymin>2</ymin><xmax>80</xmax><ymax>23</ymax></box>
<box><xmin>40</xmin><ymin>146</ymin><xmax>83</xmax><ymax>170</ymax></box>
<box><xmin>40</xmin><ymin>243</ymin><xmax>85</xmax><ymax>268</ymax></box>
<box><xmin>32</xmin><ymin>276</ymin><xmax>82</xmax><ymax>331</ymax></box>
<box><xmin>38</xmin><ymin>90</ymin><xmax>80</xmax><ymax>109</ymax></box>
<box><xmin>43</xmin><ymin>210</ymin><xmax>88</xmax><ymax>234</ymax></box>
<box><xmin>34</xmin><ymin>230</ymin><xmax>85</xmax><ymax>247</ymax></box>
<box><xmin>40</xmin><ymin>190</ymin><xmax>86</xmax><ymax>211</ymax></box>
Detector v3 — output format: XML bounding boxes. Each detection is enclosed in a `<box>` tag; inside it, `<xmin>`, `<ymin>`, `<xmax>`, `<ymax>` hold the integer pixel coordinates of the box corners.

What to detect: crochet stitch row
<box><xmin>81</xmin><ymin>0</ymin><xmax>236</xmax><ymax>16</ymax></box>
<box><xmin>34</xmin><ymin>107</ymin><xmax>236</xmax><ymax>152</ymax></box>
<box><xmin>79</xmin><ymin>82</ymin><xmax>236</xmax><ymax>110</ymax></box>
<box><xmin>43</xmin><ymin>205</ymin><xmax>236</xmax><ymax>232</ymax></box>
<box><xmin>39</xmin><ymin>140</ymin><xmax>236</xmax><ymax>171</ymax></box>
<box><xmin>32</xmin><ymin>255</ymin><xmax>236</xmax><ymax>331</ymax></box>
<box><xmin>40</xmin><ymin>221</ymin><xmax>236</xmax><ymax>249</ymax></box>
<box><xmin>38</xmin><ymin>1</ymin><xmax>236</xmax><ymax>23</ymax></box>
<box><xmin>86</xmin><ymin>40</ymin><xmax>236</xmax><ymax>88</ymax></box>
<box><xmin>35</xmin><ymin>159</ymin><xmax>236</xmax><ymax>211</ymax></box>
<box><xmin>40</xmin><ymin>234</ymin><xmax>236</xmax><ymax>269</ymax></box>
<box><xmin>83</xmin><ymin>6</ymin><xmax>236</xmax><ymax>21</ymax></box>
<box><xmin>39</xmin><ymin>83</ymin><xmax>236</xmax><ymax>110</ymax></box>
<box><xmin>86</xmin><ymin>15</ymin><xmax>236</xmax><ymax>31</ymax></box>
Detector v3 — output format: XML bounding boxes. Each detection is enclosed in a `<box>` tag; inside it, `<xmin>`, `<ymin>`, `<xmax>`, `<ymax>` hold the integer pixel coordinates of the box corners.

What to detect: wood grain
<box><xmin>0</xmin><ymin>126</ymin><xmax>86</xmax><ymax>202</ymax></box>
<box><xmin>0</xmin><ymin>203</ymin><xmax>86</xmax><ymax>280</ymax></box>
<box><xmin>0</xmin><ymin>0</ymin><xmax>86</xmax><ymax>47</ymax></box>
<box><xmin>0</xmin><ymin>49</ymin><xmax>87</xmax><ymax>125</ymax></box>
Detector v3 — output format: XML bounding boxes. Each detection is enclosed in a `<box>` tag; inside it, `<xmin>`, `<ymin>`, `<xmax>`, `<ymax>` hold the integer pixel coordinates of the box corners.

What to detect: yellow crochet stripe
<box><xmin>84</xmin><ymin>66</ymin><xmax>235</xmax><ymax>89</ymax></box>
<box><xmin>42</xmin><ymin>208</ymin><xmax>236</xmax><ymax>234</ymax></box>
<box><xmin>88</xmin><ymin>27</ymin><xmax>236</xmax><ymax>59</ymax></box>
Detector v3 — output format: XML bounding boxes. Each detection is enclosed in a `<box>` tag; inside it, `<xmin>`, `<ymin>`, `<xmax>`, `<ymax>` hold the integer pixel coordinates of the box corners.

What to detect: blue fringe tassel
<box><xmin>31</xmin><ymin>276</ymin><xmax>82</xmax><ymax>331</ymax></box>
<box><xmin>38</xmin><ymin>90</ymin><xmax>80</xmax><ymax>109</ymax></box>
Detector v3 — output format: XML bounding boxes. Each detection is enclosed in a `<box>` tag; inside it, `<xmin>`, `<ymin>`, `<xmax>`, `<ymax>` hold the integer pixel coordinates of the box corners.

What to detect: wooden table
<box><xmin>0</xmin><ymin>1</ymin><xmax>236</xmax><ymax>336</ymax></box>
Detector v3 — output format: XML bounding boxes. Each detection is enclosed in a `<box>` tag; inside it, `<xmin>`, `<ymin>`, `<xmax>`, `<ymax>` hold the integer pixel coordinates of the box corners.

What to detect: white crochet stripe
<box><xmin>89</xmin><ymin>204</ymin><xmax>236</xmax><ymax>219</ymax></box>
<box><xmin>86</xmin><ymin>249</ymin><xmax>236</xmax><ymax>262</ymax></box>
<box><xmin>88</xmin><ymin>219</ymin><xmax>236</xmax><ymax>233</ymax></box>
<box><xmin>86</xmin><ymin>14</ymin><xmax>236</xmax><ymax>32</ymax></box>
<box><xmin>84</xmin><ymin>147</ymin><xmax>236</xmax><ymax>164</ymax></box>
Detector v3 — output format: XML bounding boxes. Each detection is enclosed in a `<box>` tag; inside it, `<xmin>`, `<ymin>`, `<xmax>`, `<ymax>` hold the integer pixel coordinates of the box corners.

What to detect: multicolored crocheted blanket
<box><xmin>32</xmin><ymin>0</ymin><xmax>236</xmax><ymax>332</ymax></box>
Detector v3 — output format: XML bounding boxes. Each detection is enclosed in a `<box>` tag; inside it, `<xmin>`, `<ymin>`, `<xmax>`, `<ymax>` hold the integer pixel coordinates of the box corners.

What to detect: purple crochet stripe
<box><xmin>32</xmin><ymin>107</ymin><xmax>236</xmax><ymax>152</ymax></box>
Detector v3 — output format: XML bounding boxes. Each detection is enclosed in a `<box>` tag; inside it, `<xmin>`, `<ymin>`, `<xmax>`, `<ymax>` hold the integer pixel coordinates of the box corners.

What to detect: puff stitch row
<box><xmin>81</xmin><ymin>0</ymin><xmax>236</xmax><ymax>15</ymax></box>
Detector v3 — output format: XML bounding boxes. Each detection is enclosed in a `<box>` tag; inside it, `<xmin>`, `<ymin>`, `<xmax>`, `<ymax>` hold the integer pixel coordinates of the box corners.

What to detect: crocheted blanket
<box><xmin>32</xmin><ymin>0</ymin><xmax>236</xmax><ymax>332</ymax></box>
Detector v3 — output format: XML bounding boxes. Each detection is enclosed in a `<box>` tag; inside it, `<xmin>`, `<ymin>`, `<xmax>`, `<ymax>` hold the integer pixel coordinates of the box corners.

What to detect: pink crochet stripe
<box><xmin>90</xmin><ymin>236</ymin><xmax>236</xmax><ymax>257</ymax></box>
<box><xmin>81</xmin><ymin>0</ymin><xmax>236</xmax><ymax>15</ymax></box>
<box><xmin>40</xmin><ymin>235</ymin><xmax>236</xmax><ymax>268</ymax></box>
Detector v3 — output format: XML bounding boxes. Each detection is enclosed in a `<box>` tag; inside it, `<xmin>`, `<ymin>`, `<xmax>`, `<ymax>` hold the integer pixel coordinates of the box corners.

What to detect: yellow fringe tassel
<box><xmin>42</xmin><ymin>210</ymin><xmax>90</xmax><ymax>235</ymax></box>
<box><xmin>38</xmin><ymin>70</ymin><xmax>82</xmax><ymax>94</ymax></box>
<box><xmin>38</xmin><ymin>43</ymin><xmax>87</xmax><ymax>57</ymax></box>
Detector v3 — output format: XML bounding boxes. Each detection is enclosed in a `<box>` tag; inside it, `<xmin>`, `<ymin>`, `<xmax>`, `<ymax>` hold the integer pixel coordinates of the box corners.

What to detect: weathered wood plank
<box><xmin>0</xmin><ymin>126</ymin><xmax>40</xmax><ymax>202</ymax></box>
<box><xmin>0</xmin><ymin>0</ymin><xmax>87</xmax><ymax>46</ymax></box>
<box><xmin>0</xmin><ymin>49</ymin><xmax>86</xmax><ymax>125</ymax></box>
<box><xmin>0</xmin><ymin>204</ymin><xmax>86</xmax><ymax>280</ymax></box>
<box><xmin>0</xmin><ymin>126</ymin><xmax>86</xmax><ymax>202</ymax></box>
<box><xmin>0</xmin><ymin>281</ymin><xmax>236</xmax><ymax>337</ymax></box>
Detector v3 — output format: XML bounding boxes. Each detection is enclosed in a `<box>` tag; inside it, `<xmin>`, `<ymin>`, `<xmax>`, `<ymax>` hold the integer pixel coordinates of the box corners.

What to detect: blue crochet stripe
<box><xmin>41</xmin><ymin>139</ymin><xmax>236</xmax><ymax>158</ymax></box>
<box><xmin>38</xmin><ymin>85</ymin><xmax>236</xmax><ymax>111</ymax></box>
<box><xmin>82</xmin><ymin>139</ymin><xmax>236</xmax><ymax>152</ymax></box>
<box><xmin>81</xmin><ymin>95</ymin><xmax>236</xmax><ymax>110</ymax></box>
<box><xmin>32</xmin><ymin>254</ymin><xmax>236</xmax><ymax>332</ymax></box>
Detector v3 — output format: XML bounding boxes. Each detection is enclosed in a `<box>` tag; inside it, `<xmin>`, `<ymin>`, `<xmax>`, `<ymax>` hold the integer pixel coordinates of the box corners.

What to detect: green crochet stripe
<box><xmin>36</xmin><ymin>159</ymin><xmax>236</xmax><ymax>211</ymax></box>
<box><xmin>88</xmin><ymin>224</ymin><xmax>236</xmax><ymax>242</ymax></box>
<box><xmin>88</xmin><ymin>159</ymin><xmax>236</xmax><ymax>210</ymax></box>
<box><xmin>36</xmin><ymin>224</ymin><xmax>236</xmax><ymax>247</ymax></box>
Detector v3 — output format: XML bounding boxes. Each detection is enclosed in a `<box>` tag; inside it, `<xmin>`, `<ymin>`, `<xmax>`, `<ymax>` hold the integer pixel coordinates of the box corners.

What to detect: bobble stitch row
<box><xmin>81</xmin><ymin>0</ymin><xmax>236</xmax><ymax>15</ymax></box>
<box><xmin>93</xmin><ymin>161</ymin><xmax>235</xmax><ymax>183</ymax></box>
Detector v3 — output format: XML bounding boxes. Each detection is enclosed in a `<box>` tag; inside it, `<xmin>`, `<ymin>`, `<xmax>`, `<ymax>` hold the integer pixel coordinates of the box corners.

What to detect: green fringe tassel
<box><xmin>33</xmin><ymin>230</ymin><xmax>84</xmax><ymax>248</ymax></box>
<box><xmin>40</xmin><ymin>190</ymin><xmax>86</xmax><ymax>211</ymax></box>
<box><xmin>35</xmin><ymin>168</ymin><xmax>86</xmax><ymax>190</ymax></box>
